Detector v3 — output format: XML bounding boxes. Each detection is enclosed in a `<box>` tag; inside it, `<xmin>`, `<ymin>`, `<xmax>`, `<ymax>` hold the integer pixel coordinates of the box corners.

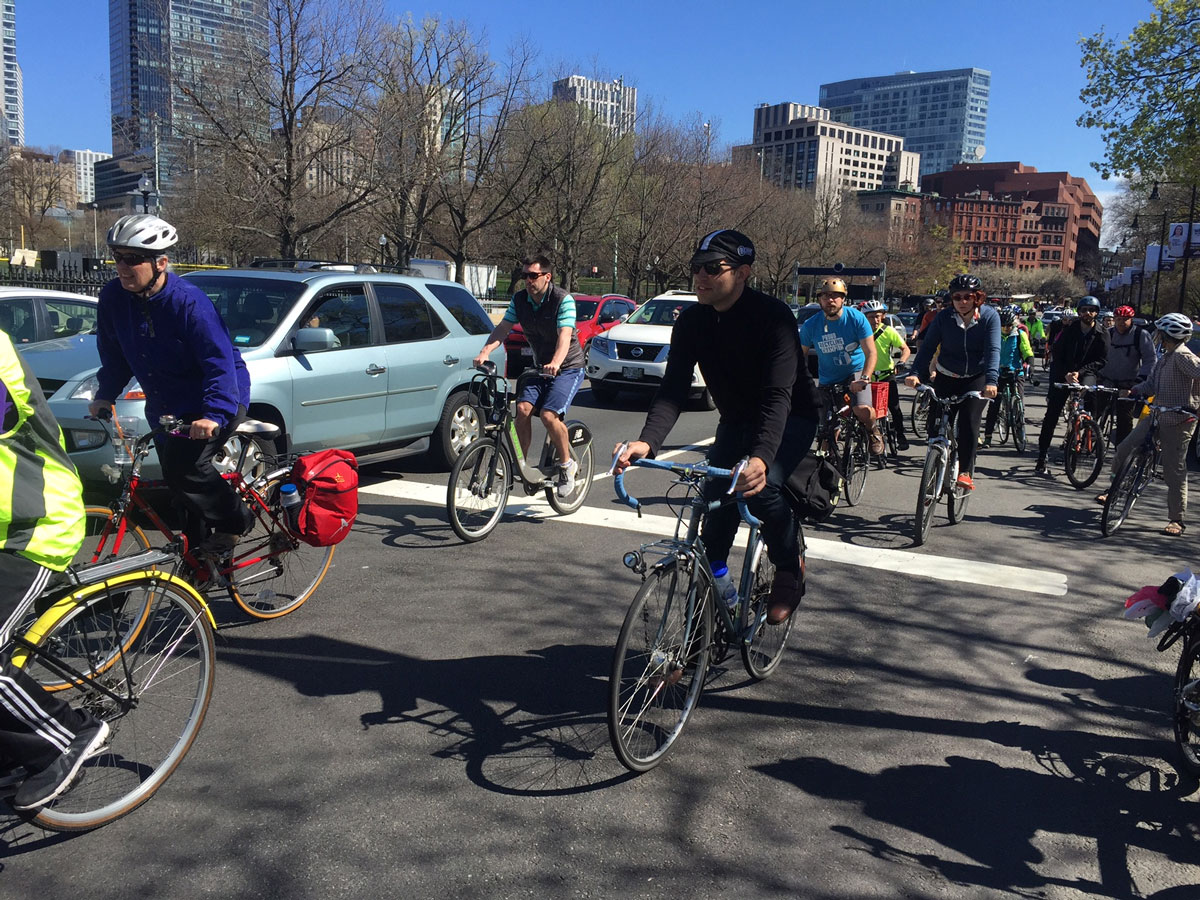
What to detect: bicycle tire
<box><xmin>1101</xmin><ymin>454</ymin><xmax>1144</xmax><ymax>536</ymax></box>
<box><xmin>447</xmin><ymin>439</ymin><xmax>512</xmax><ymax>542</ymax></box>
<box><xmin>608</xmin><ymin>561</ymin><xmax>712</xmax><ymax>772</ymax></box>
<box><xmin>1172</xmin><ymin>629</ymin><xmax>1200</xmax><ymax>778</ymax></box>
<box><xmin>841</xmin><ymin>422</ymin><xmax>869</xmax><ymax>506</ymax></box>
<box><xmin>741</xmin><ymin>528</ymin><xmax>799</xmax><ymax>680</ymax></box>
<box><xmin>995</xmin><ymin>395</ymin><xmax>1011</xmax><ymax>446</ymax></box>
<box><xmin>77</xmin><ymin>507</ymin><xmax>152</xmax><ymax>567</ymax></box>
<box><xmin>15</xmin><ymin>573</ymin><xmax>215</xmax><ymax>832</ymax></box>
<box><xmin>914</xmin><ymin>450</ymin><xmax>944</xmax><ymax>546</ymax></box>
<box><xmin>1012</xmin><ymin>395</ymin><xmax>1027</xmax><ymax>453</ymax></box>
<box><xmin>947</xmin><ymin>474</ymin><xmax>971</xmax><ymax>524</ymax></box>
<box><xmin>545</xmin><ymin>431</ymin><xmax>594</xmax><ymax>516</ymax></box>
<box><xmin>1065</xmin><ymin>420</ymin><xmax>1105</xmax><ymax>489</ymax></box>
<box><xmin>910</xmin><ymin>391</ymin><xmax>929</xmax><ymax>439</ymax></box>
<box><xmin>227</xmin><ymin>476</ymin><xmax>334</xmax><ymax>619</ymax></box>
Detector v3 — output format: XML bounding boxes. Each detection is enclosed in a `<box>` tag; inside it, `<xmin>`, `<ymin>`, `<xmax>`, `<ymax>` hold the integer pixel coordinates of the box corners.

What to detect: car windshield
<box><xmin>627</xmin><ymin>298</ymin><xmax>694</xmax><ymax>326</ymax></box>
<box><xmin>795</xmin><ymin>306</ymin><xmax>822</xmax><ymax>325</ymax></box>
<box><xmin>575</xmin><ymin>300</ymin><xmax>599</xmax><ymax>320</ymax></box>
<box><xmin>184</xmin><ymin>275</ymin><xmax>309</xmax><ymax>348</ymax></box>
<box><xmin>899</xmin><ymin>312</ymin><xmax>918</xmax><ymax>325</ymax></box>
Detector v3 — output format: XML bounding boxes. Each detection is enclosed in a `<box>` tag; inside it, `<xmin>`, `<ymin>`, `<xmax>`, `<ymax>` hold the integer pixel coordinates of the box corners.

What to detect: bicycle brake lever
<box><xmin>609</xmin><ymin>441</ymin><xmax>629</xmax><ymax>476</ymax></box>
<box><xmin>727</xmin><ymin>457</ymin><xmax>749</xmax><ymax>494</ymax></box>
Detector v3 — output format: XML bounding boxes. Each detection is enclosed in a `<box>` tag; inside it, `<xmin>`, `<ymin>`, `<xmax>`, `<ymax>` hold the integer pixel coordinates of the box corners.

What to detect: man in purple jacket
<box><xmin>88</xmin><ymin>214</ymin><xmax>252</xmax><ymax>553</ymax></box>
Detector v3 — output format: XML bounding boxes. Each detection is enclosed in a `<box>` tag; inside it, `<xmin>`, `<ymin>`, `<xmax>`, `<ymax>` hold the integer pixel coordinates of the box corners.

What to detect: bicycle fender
<box><xmin>11</xmin><ymin>571</ymin><xmax>217</xmax><ymax>670</ymax></box>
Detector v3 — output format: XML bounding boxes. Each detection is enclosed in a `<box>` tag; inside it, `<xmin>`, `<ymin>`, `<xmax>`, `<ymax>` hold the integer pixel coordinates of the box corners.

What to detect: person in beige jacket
<box><xmin>1098</xmin><ymin>313</ymin><xmax>1200</xmax><ymax>535</ymax></box>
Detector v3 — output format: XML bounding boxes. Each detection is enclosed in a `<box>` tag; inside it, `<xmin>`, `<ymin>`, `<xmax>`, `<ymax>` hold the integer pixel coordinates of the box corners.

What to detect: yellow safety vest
<box><xmin>0</xmin><ymin>333</ymin><xmax>85</xmax><ymax>570</ymax></box>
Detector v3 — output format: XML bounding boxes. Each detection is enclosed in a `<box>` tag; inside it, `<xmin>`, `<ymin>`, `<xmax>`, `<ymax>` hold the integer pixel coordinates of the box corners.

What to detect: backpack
<box><xmin>783</xmin><ymin>454</ymin><xmax>841</xmax><ymax>522</ymax></box>
<box><xmin>290</xmin><ymin>449</ymin><xmax>358</xmax><ymax>547</ymax></box>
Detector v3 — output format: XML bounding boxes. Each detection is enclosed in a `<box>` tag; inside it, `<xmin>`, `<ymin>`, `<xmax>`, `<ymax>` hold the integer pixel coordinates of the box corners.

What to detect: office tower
<box><xmin>819</xmin><ymin>68</ymin><xmax>990</xmax><ymax>180</ymax></box>
<box><xmin>2</xmin><ymin>1</ymin><xmax>23</xmax><ymax>146</ymax></box>
<box><xmin>62</xmin><ymin>149</ymin><xmax>113</xmax><ymax>204</ymax></box>
<box><xmin>552</xmin><ymin>75</ymin><xmax>637</xmax><ymax>135</ymax></box>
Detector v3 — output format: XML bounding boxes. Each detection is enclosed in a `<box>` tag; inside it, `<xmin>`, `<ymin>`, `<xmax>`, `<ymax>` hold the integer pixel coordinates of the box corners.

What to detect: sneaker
<box><xmin>1034</xmin><ymin>458</ymin><xmax>1048</xmax><ymax>475</ymax></box>
<box><xmin>13</xmin><ymin>719</ymin><xmax>110</xmax><ymax>810</ymax></box>
<box><xmin>980</xmin><ymin>435</ymin><xmax>992</xmax><ymax>449</ymax></box>
<box><xmin>556</xmin><ymin>458</ymin><xmax>579</xmax><ymax>498</ymax></box>
<box><xmin>766</xmin><ymin>570</ymin><xmax>804</xmax><ymax>625</ymax></box>
<box><xmin>897</xmin><ymin>436</ymin><xmax>910</xmax><ymax>451</ymax></box>
<box><xmin>956</xmin><ymin>473</ymin><xmax>975</xmax><ymax>492</ymax></box>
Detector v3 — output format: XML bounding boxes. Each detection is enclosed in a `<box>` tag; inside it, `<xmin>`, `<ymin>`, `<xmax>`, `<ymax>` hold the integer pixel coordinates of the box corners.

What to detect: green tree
<box><xmin>1078</xmin><ymin>0</ymin><xmax>1200</xmax><ymax>182</ymax></box>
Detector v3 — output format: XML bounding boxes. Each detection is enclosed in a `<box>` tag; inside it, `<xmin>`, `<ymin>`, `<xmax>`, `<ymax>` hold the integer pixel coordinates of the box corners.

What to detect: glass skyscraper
<box><xmin>108</xmin><ymin>1</ymin><xmax>268</xmax><ymax>181</ymax></box>
<box><xmin>2</xmin><ymin>1</ymin><xmax>23</xmax><ymax>146</ymax></box>
<box><xmin>819</xmin><ymin>68</ymin><xmax>990</xmax><ymax>180</ymax></box>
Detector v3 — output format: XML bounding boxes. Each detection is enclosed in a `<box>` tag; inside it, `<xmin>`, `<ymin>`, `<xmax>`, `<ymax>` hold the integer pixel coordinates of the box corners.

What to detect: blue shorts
<box><xmin>517</xmin><ymin>367</ymin><xmax>585</xmax><ymax>417</ymax></box>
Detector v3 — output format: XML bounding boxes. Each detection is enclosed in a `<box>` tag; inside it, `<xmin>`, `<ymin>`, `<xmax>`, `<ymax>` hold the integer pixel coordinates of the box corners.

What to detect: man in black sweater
<box><xmin>1036</xmin><ymin>295</ymin><xmax>1109</xmax><ymax>474</ymax></box>
<box><xmin>612</xmin><ymin>229</ymin><xmax>819</xmax><ymax>624</ymax></box>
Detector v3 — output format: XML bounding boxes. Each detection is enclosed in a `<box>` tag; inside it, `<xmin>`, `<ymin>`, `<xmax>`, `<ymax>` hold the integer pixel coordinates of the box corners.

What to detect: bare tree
<box><xmin>174</xmin><ymin>0</ymin><xmax>385</xmax><ymax>258</ymax></box>
<box><xmin>0</xmin><ymin>147</ymin><xmax>74</xmax><ymax>249</ymax></box>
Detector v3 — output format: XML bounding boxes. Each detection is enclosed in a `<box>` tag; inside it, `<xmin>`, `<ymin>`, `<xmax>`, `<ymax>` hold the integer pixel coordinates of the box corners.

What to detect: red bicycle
<box><xmin>82</xmin><ymin>414</ymin><xmax>334</xmax><ymax>620</ymax></box>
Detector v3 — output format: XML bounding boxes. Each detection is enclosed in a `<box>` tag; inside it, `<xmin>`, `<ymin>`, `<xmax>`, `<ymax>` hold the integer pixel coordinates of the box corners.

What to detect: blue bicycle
<box><xmin>606</xmin><ymin>454</ymin><xmax>803</xmax><ymax>772</ymax></box>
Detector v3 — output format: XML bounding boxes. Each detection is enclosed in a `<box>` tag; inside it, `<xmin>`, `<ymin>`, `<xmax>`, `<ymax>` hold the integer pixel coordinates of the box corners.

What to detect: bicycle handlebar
<box><xmin>912</xmin><ymin>385</ymin><xmax>991</xmax><ymax>404</ymax></box>
<box><xmin>610</xmin><ymin>455</ymin><xmax>762</xmax><ymax>527</ymax></box>
<box><xmin>1053</xmin><ymin>383</ymin><xmax>1118</xmax><ymax>392</ymax></box>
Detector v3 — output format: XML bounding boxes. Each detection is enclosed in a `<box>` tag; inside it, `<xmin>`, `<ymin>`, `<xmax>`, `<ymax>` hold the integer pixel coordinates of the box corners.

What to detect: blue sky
<box><xmin>23</xmin><ymin>0</ymin><xmax>1148</xmax><ymax>205</ymax></box>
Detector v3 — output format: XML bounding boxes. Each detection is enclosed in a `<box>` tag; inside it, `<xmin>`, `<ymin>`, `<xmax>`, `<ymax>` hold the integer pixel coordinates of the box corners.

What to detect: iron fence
<box><xmin>0</xmin><ymin>265</ymin><xmax>116</xmax><ymax>297</ymax></box>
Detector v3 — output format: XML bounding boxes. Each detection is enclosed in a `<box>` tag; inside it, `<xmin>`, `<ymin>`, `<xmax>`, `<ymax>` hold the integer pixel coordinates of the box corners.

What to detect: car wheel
<box><xmin>429</xmin><ymin>390</ymin><xmax>480</xmax><ymax>469</ymax></box>
<box><xmin>212</xmin><ymin>434</ymin><xmax>272</xmax><ymax>481</ymax></box>
<box><xmin>590</xmin><ymin>380</ymin><xmax>619</xmax><ymax>404</ymax></box>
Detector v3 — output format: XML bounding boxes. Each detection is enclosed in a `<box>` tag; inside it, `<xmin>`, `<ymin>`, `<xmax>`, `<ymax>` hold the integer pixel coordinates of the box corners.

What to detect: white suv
<box><xmin>585</xmin><ymin>290</ymin><xmax>713</xmax><ymax>408</ymax></box>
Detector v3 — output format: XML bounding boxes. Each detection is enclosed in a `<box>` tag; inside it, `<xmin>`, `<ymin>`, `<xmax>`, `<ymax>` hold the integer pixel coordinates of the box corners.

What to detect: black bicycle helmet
<box><xmin>948</xmin><ymin>274</ymin><xmax>982</xmax><ymax>294</ymax></box>
<box><xmin>1077</xmin><ymin>295</ymin><xmax>1101</xmax><ymax>311</ymax></box>
<box><xmin>999</xmin><ymin>309</ymin><xmax>1016</xmax><ymax>327</ymax></box>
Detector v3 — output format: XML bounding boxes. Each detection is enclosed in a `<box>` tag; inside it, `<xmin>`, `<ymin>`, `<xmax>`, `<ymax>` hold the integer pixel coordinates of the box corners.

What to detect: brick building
<box><xmin>856</xmin><ymin>186</ymin><xmax>925</xmax><ymax>250</ymax></box>
<box><xmin>920</xmin><ymin>162</ymin><xmax>1102</xmax><ymax>276</ymax></box>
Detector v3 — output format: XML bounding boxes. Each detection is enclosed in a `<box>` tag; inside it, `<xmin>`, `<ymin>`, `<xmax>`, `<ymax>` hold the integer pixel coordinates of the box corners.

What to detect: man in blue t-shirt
<box><xmin>800</xmin><ymin>277</ymin><xmax>882</xmax><ymax>453</ymax></box>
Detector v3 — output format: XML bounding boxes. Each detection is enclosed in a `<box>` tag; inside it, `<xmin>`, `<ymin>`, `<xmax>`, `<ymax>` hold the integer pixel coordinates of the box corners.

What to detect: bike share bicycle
<box><xmin>0</xmin><ymin>542</ymin><xmax>216</xmax><ymax>831</ymax></box>
<box><xmin>84</xmin><ymin>413</ymin><xmax>334</xmax><ymax>619</ymax></box>
<box><xmin>912</xmin><ymin>385</ymin><xmax>991</xmax><ymax>546</ymax></box>
<box><xmin>1054</xmin><ymin>383</ymin><xmax>1118</xmax><ymax>490</ymax></box>
<box><xmin>605</xmin><ymin>451</ymin><xmax>801</xmax><ymax>772</ymax></box>
<box><xmin>1101</xmin><ymin>404</ymin><xmax>1198</xmax><ymax>536</ymax></box>
<box><xmin>446</xmin><ymin>361</ymin><xmax>594</xmax><ymax>542</ymax></box>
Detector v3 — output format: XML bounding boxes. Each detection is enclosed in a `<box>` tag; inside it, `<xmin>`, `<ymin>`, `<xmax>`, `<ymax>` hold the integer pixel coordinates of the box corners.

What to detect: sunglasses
<box><xmin>521</xmin><ymin>270</ymin><xmax>549</xmax><ymax>280</ymax></box>
<box><xmin>689</xmin><ymin>260</ymin><xmax>734</xmax><ymax>276</ymax></box>
<box><xmin>113</xmin><ymin>251</ymin><xmax>152</xmax><ymax>266</ymax></box>
<box><xmin>1079</xmin><ymin>308</ymin><xmax>1099</xmax><ymax>315</ymax></box>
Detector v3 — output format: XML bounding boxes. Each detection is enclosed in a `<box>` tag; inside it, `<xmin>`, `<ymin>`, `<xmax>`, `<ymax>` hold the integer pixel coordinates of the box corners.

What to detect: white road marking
<box><xmin>595</xmin><ymin>438</ymin><xmax>715</xmax><ymax>479</ymax></box>
<box><xmin>361</xmin><ymin>477</ymin><xmax>1069</xmax><ymax>596</ymax></box>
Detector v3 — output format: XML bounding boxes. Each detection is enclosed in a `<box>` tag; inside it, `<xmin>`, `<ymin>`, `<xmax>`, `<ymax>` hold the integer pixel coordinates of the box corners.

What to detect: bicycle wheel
<box><xmin>995</xmin><ymin>396</ymin><xmax>1011</xmax><ymax>446</ymax></box>
<box><xmin>914</xmin><ymin>450</ymin><xmax>944</xmax><ymax>546</ymax></box>
<box><xmin>447</xmin><ymin>439</ymin><xmax>511</xmax><ymax>542</ymax></box>
<box><xmin>841</xmin><ymin>422</ymin><xmax>869</xmax><ymax>506</ymax></box>
<box><xmin>608</xmin><ymin>561</ymin><xmax>712</xmax><ymax>772</ymax></box>
<box><xmin>1101</xmin><ymin>454</ymin><xmax>1145</xmax><ymax>536</ymax></box>
<box><xmin>910</xmin><ymin>392</ymin><xmax>929</xmax><ymax>438</ymax></box>
<box><xmin>1172</xmin><ymin>630</ymin><xmax>1200</xmax><ymax>778</ymax></box>
<box><xmin>1065</xmin><ymin>420</ymin><xmax>1105</xmax><ymax>489</ymax></box>
<box><xmin>76</xmin><ymin>507</ymin><xmax>152</xmax><ymax>567</ymax></box>
<box><xmin>947</xmin><ymin>471</ymin><xmax>972</xmax><ymax>524</ymax></box>
<box><xmin>741</xmin><ymin>529</ymin><xmax>799</xmax><ymax>680</ymax></box>
<box><xmin>1011</xmin><ymin>395</ymin><xmax>1027</xmax><ymax>453</ymax></box>
<box><xmin>227</xmin><ymin>477</ymin><xmax>335</xmax><ymax>619</ymax></box>
<box><xmin>17</xmin><ymin>574</ymin><xmax>215</xmax><ymax>832</ymax></box>
<box><xmin>545</xmin><ymin>433</ymin><xmax>594</xmax><ymax>516</ymax></box>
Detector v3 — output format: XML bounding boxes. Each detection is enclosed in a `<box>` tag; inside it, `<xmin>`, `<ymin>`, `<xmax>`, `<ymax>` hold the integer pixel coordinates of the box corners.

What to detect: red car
<box><xmin>505</xmin><ymin>293</ymin><xmax>635</xmax><ymax>377</ymax></box>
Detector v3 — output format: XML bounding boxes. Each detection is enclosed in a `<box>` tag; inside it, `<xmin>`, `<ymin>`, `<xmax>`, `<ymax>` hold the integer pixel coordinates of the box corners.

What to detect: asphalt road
<box><xmin>4</xmin><ymin>379</ymin><xmax>1199</xmax><ymax>900</ymax></box>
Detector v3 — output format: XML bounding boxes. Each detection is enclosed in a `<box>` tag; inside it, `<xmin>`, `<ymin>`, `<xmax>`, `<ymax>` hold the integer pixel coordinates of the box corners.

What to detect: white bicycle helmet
<box><xmin>1155</xmin><ymin>312</ymin><xmax>1194</xmax><ymax>342</ymax></box>
<box><xmin>861</xmin><ymin>299</ymin><xmax>886</xmax><ymax>313</ymax></box>
<box><xmin>106</xmin><ymin>214</ymin><xmax>178</xmax><ymax>252</ymax></box>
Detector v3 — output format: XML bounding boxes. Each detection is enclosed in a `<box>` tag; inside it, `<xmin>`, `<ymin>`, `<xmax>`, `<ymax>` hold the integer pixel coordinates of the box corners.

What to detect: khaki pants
<box><xmin>1108</xmin><ymin>416</ymin><xmax>1197</xmax><ymax>523</ymax></box>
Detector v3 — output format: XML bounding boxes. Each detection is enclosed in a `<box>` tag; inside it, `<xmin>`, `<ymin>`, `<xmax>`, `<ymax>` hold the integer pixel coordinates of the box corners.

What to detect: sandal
<box><xmin>1164</xmin><ymin>521</ymin><xmax>1186</xmax><ymax>536</ymax></box>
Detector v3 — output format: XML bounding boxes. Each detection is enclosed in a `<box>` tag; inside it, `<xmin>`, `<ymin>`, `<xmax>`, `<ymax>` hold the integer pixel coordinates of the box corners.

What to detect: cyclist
<box><xmin>1034</xmin><ymin>296</ymin><xmax>1109</xmax><ymax>475</ymax></box>
<box><xmin>612</xmin><ymin>229</ymin><xmax>819</xmax><ymax>625</ymax></box>
<box><xmin>914</xmin><ymin>297</ymin><xmax>939</xmax><ymax>347</ymax></box>
<box><xmin>1098</xmin><ymin>304</ymin><xmax>1156</xmax><ymax>445</ymax></box>
<box><xmin>862</xmin><ymin>299</ymin><xmax>910</xmax><ymax>451</ymax></box>
<box><xmin>1101</xmin><ymin>310</ymin><xmax>1115</xmax><ymax>331</ymax></box>
<box><xmin>903</xmin><ymin>273</ymin><xmax>1000</xmax><ymax>492</ymax></box>
<box><xmin>1</xmin><ymin>331</ymin><xmax>110</xmax><ymax>811</ymax></box>
<box><xmin>800</xmin><ymin>277</ymin><xmax>884</xmax><ymax>454</ymax></box>
<box><xmin>980</xmin><ymin>308</ymin><xmax>1033</xmax><ymax>448</ymax></box>
<box><xmin>473</xmin><ymin>253</ymin><xmax>585</xmax><ymax>498</ymax></box>
<box><xmin>88</xmin><ymin>214</ymin><xmax>252</xmax><ymax>554</ymax></box>
<box><xmin>1097</xmin><ymin>313</ymin><xmax>1200</xmax><ymax>536</ymax></box>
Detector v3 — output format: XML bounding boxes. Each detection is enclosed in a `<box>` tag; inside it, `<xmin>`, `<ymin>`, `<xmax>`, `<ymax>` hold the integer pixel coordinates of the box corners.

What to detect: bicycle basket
<box><xmin>469</xmin><ymin>373</ymin><xmax>508</xmax><ymax>425</ymax></box>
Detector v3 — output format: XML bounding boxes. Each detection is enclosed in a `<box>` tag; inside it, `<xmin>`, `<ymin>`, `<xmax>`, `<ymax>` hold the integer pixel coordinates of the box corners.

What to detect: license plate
<box><xmin>521</xmin><ymin>347</ymin><xmax>533</xmax><ymax>356</ymax></box>
<box><xmin>622</xmin><ymin>366</ymin><xmax>644</xmax><ymax>380</ymax></box>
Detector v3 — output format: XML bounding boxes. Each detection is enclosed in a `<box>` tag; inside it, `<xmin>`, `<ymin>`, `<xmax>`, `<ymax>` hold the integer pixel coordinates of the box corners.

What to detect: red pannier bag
<box><xmin>290</xmin><ymin>449</ymin><xmax>358</xmax><ymax>547</ymax></box>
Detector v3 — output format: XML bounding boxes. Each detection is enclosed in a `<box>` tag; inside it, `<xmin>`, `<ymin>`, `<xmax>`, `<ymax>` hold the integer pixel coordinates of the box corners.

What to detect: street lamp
<box><xmin>137</xmin><ymin>172</ymin><xmax>153</xmax><ymax>214</ymax></box>
<box><xmin>91</xmin><ymin>202</ymin><xmax>99</xmax><ymax>260</ymax></box>
<box><xmin>1149</xmin><ymin>179</ymin><xmax>1197</xmax><ymax>310</ymax></box>
<box><xmin>378</xmin><ymin>234</ymin><xmax>387</xmax><ymax>266</ymax></box>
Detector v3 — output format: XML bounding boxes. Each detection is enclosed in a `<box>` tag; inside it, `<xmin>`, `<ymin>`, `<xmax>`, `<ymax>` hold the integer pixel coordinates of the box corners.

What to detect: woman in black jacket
<box><xmin>1035</xmin><ymin>296</ymin><xmax>1109</xmax><ymax>474</ymax></box>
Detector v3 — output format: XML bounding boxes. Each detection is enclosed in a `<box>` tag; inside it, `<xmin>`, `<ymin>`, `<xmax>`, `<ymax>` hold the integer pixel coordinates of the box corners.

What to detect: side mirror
<box><xmin>293</xmin><ymin>326</ymin><xmax>340</xmax><ymax>352</ymax></box>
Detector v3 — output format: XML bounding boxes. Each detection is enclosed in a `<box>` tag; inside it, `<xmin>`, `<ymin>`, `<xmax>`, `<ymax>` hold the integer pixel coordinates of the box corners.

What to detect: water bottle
<box><xmin>279</xmin><ymin>482</ymin><xmax>302</xmax><ymax>529</ymax></box>
<box><xmin>711</xmin><ymin>562</ymin><xmax>738</xmax><ymax>609</ymax></box>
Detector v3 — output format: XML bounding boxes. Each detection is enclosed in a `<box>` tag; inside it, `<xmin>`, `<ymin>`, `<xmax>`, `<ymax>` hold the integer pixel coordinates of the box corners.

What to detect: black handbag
<box><xmin>784</xmin><ymin>454</ymin><xmax>841</xmax><ymax>522</ymax></box>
